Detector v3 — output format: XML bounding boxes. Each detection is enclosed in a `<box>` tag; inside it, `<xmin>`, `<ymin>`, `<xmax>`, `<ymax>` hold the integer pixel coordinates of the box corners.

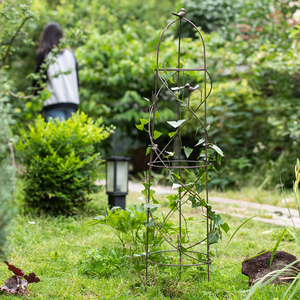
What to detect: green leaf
<box><xmin>153</xmin><ymin>130</ymin><xmax>162</xmax><ymax>139</ymax></box>
<box><xmin>185</xmin><ymin>70</ymin><xmax>196</xmax><ymax>75</ymax></box>
<box><xmin>152</xmin><ymin>197</ymin><xmax>159</xmax><ymax>204</ymax></box>
<box><xmin>147</xmin><ymin>219</ymin><xmax>155</xmax><ymax>227</ymax></box>
<box><xmin>140</xmin><ymin>118</ymin><xmax>149</xmax><ymax>125</ymax></box>
<box><xmin>143</xmin><ymin>97</ymin><xmax>150</xmax><ymax>102</ymax></box>
<box><xmin>208</xmin><ymin>231</ymin><xmax>219</xmax><ymax>245</ymax></box>
<box><xmin>200</xmin><ymin>172</ymin><xmax>209</xmax><ymax>184</ymax></box>
<box><xmin>149</xmin><ymin>189</ymin><xmax>155</xmax><ymax>198</ymax></box>
<box><xmin>167</xmin><ymin>194</ymin><xmax>178</xmax><ymax>202</ymax></box>
<box><xmin>220</xmin><ymin>223</ymin><xmax>230</xmax><ymax>233</ymax></box>
<box><xmin>144</xmin><ymin>202</ymin><xmax>159</xmax><ymax>209</ymax></box>
<box><xmin>217</xmin><ymin>154</ymin><xmax>222</xmax><ymax>165</ymax></box>
<box><xmin>184</xmin><ymin>168</ymin><xmax>192</xmax><ymax>175</ymax></box>
<box><xmin>167</xmin><ymin>119</ymin><xmax>186</xmax><ymax>128</ymax></box>
<box><xmin>209</xmin><ymin>144</ymin><xmax>224</xmax><ymax>157</ymax></box>
<box><xmin>212</xmin><ymin>165</ymin><xmax>219</xmax><ymax>173</ymax></box>
<box><xmin>180</xmin><ymin>235</ymin><xmax>188</xmax><ymax>244</ymax></box>
<box><xmin>136</xmin><ymin>124</ymin><xmax>144</xmax><ymax>131</ymax></box>
<box><xmin>155</xmin><ymin>111</ymin><xmax>160</xmax><ymax>120</ymax></box>
<box><xmin>169</xmin><ymin>76</ymin><xmax>174</xmax><ymax>84</ymax></box>
<box><xmin>188</xmin><ymin>195</ymin><xmax>195</xmax><ymax>202</ymax></box>
<box><xmin>195</xmin><ymin>138</ymin><xmax>205</xmax><ymax>147</ymax></box>
<box><xmin>145</xmin><ymin>147</ymin><xmax>151</xmax><ymax>156</ymax></box>
<box><xmin>183</xmin><ymin>146</ymin><xmax>193</xmax><ymax>158</ymax></box>
<box><xmin>142</xmin><ymin>183</ymin><xmax>149</xmax><ymax>190</ymax></box>
<box><xmin>211</xmin><ymin>213</ymin><xmax>224</xmax><ymax>226</ymax></box>
<box><xmin>188</xmin><ymin>195</ymin><xmax>206</xmax><ymax>208</ymax></box>
<box><xmin>151</xmin><ymin>62</ymin><xmax>162</xmax><ymax>70</ymax></box>
<box><xmin>169</xmin><ymin>131</ymin><xmax>177</xmax><ymax>138</ymax></box>
<box><xmin>191</xmin><ymin>200</ymin><xmax>201</xmax><ymax>208</ymax></box>
<box><xmin>180</xmin><ymin>246</ymin><xmax>188</xmax><ymax>253</ymax></box>
<box><xmin>196</xmin><ymin>184</ymin><xmax>206</xmax><ymax>194</ymax></box>
<box><xmin>199</xmin><ymin>198</ymin><xmax>207</xmax><ymax>207</ymax></box>
<box><xmin>173</xmin><ymin>173</ymin><xmax>180</xmax><ymax>179</ymax></box>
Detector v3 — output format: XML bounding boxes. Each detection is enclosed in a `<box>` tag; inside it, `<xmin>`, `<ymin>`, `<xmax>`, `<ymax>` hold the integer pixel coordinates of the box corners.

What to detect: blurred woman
<box><xmin>34</xmin><ymin>22</ymin><xmax>79</xmax><ymax>121</ymax></box>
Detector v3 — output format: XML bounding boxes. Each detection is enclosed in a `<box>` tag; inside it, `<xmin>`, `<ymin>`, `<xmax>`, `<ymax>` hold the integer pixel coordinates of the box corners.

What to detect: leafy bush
<box><xmin>179</xmin><ymin>0</ymin><xmax>242</xmax><ymax>35</ymax></box>
<box><xmin>86</xmin><ymin>203</ymin><xmax>185</xmax><ymax>257</ymax></box>
<box><xmin>16</xmin><ymin>112</ymin><xmax>114</xmax><ymax>215</ymax></box>
<box><xmin>87</xmin><ymin>204</ymin><xmax>158</xmax><ymax>254</ymax></box>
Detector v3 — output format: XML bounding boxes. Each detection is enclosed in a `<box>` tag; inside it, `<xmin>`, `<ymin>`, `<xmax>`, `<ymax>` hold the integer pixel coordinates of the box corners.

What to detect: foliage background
<box><xmin>2</xmin><ymin>0</ymin><xmax>300</xmax><ymax>189</ymax></box>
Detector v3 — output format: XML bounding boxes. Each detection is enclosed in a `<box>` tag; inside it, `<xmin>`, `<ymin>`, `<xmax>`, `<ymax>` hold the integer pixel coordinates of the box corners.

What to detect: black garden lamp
<box><xmin>106</xmin><ymin>156</ymin><xmax>130</xmax><ymax>209</ymax></box>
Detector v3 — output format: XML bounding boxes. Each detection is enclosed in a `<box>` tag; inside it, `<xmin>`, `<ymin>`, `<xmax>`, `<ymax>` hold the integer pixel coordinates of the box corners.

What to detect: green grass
<box><xmin>1</xmin><ymin>189</ymin><xmax>300</xmax><ymax>299</ymax></box>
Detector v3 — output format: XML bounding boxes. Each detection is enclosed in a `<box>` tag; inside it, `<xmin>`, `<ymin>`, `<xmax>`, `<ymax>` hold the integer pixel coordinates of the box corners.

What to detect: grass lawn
<box><xmin>1</xmin><ymin>188</ymin><xmax>300</xmax><ymax>299</ymax></box>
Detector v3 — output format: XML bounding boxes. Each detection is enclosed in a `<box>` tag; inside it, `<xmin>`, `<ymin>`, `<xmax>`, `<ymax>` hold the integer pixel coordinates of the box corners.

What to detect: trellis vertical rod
<box><xmin>204</xmin><ymin>64</ymin><xmax>210</xmax><ymax>283</ymax></box>
<box><xmin>177</xmin><ymin>17</ymin><xmax>182</xmax><ymax>275</ymax></box>
<box><xmin>145</xmin><ymin>146</ymin><xmax>153</xmax><ymax>288</ymax></box>
<box><xmin>145</xmin><ymin>166</ymin><xmax>149</xmax><ymax>288</ymax></box>
<box><xmin>146</xmin><ymin>84</ymin><xmax>158</xmax><ymax>285</ymax></box>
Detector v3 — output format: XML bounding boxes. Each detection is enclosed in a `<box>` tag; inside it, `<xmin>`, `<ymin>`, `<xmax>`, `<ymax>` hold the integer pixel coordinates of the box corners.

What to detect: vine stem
<box><xmin>5</xmin><ymin>90</ymin><xmax>32</xmax><ymax>99</ymax></box>
<box><xmin>1</xmin><ymin>16</ymin><xmax>31</xmax><ymax>69</ymax></box>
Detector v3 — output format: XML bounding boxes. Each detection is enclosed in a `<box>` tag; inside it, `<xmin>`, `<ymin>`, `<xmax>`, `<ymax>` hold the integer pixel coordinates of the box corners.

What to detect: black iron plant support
<box><xmin>145</xmin><ymin>8</ymin><xmax>213</xmax><ymax>283</ymax></box>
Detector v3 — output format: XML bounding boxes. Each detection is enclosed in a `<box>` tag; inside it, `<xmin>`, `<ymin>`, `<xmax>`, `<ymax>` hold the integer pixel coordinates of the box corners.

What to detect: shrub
<box><xmin>86</xmin><ymin>204</ymin><xmax>169</xmax><ymax>255</ymax></box>
<box><xmin>16</xmin><ymin>112</ymin><xmax>114</xmax><ymax>215</ymax></box>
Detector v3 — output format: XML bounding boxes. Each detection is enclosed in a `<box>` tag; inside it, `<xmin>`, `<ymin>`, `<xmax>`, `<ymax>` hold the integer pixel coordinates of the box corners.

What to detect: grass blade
<box><xmin>280</xmin><ymin>175</ymin><xmax>295</xmax><ymax>228</ymax></box>
<box><xmin>285</xmin><ymin>271</ymin><xmax>300</xmax><ymax>300</ymax></box>
<box><xmin>286</xmin><ymin>226</ymin><xmax>300</xmax><ymax>247</ymax></box>
<box><xmin>227</xmin><ymin>215</ymin><xmax>258</xmax><ymax>245</ymax></box>
<box><xmin>269</xmin><ymin>228</ymin><xmax>287</xmax><ymax>267</ymax></box>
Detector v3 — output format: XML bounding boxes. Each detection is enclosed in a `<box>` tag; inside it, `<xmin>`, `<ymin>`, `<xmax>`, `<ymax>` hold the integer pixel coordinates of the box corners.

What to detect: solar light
<box><xmin>106</xmin><ymin>156</ymin><xmax>130</xmax><ymax>209</ymax></box>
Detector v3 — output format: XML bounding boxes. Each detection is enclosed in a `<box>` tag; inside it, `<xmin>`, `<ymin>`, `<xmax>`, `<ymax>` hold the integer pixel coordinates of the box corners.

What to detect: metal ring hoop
<box><xmin>147</xmin><ymin>249</ymin><xmax>214</xmax><ymax>267</ymax></box>
<box><xmin>149</xmin><ymin>160</ymin><xmax>211</xmax><ymax>169</ymax></box>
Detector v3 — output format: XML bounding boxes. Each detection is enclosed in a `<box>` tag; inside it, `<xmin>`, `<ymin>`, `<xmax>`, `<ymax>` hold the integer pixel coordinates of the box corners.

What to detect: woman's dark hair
<box><xmin>37</xmin><ymin>22</ymin><xmax>63</xmax><ymax>55</ymax></box>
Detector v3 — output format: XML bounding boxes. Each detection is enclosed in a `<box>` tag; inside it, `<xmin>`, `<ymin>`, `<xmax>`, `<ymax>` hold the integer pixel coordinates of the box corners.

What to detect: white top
<box><xmin>44</xmin><ymin>49</ymin><xmax>79</xmax><ymax>107</ymax></box>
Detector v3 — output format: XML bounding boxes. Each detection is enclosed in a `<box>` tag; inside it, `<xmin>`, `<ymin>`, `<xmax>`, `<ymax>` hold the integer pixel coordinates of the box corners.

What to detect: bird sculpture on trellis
<box><xmin>185</xmin><ymin>83</ymin><xmax>199</xmax><ymax>93</ymax></box>
<box><xmin>172</xmin><ymin>8</ymin><xmax>185</xmax><ymax>18</ymax></box>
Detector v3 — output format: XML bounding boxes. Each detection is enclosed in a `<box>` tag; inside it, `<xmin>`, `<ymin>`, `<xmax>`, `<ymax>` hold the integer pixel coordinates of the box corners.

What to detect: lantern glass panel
<box><xmin>106</xmin><ymin>161</ymin><xmax>114</xmax><ymax>192</ymax></box>
<box><xmin>116</xmin><ymin>161</ymin><xmax>128</xmax><ymax>193</ymax></box>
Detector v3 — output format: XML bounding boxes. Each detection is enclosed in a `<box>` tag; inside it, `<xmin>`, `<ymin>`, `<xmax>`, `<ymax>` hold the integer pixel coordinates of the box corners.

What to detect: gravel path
<box><xmin>128</xmin><ymin>181</ymin><xmax>300</xmax><ymax>228</ymax></box>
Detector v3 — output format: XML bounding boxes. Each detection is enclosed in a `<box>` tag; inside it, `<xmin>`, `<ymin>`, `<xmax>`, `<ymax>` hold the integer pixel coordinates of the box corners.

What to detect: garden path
<box><xmin>128</xmin><ymin>181</ymin><xmax>300</xmax><ymax>228</ymax></box>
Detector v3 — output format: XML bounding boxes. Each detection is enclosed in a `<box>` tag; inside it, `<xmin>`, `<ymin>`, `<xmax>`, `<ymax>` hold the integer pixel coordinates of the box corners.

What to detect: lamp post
<box><xmin>106</xmin><ymin>156</ymin><xmax>130</xmax><ymax>209</ymax></box>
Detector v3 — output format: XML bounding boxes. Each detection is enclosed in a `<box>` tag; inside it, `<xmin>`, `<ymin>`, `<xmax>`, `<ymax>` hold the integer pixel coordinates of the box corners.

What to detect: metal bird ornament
<box><xmin>172</xmin><ymin>8</ymin><xmax>185</xmax><ymax>18</ymax></box>
<box><xmin>185</xmin><ymin>83</ymin><xmax>199</xmax><ymax>93</ymax></box>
